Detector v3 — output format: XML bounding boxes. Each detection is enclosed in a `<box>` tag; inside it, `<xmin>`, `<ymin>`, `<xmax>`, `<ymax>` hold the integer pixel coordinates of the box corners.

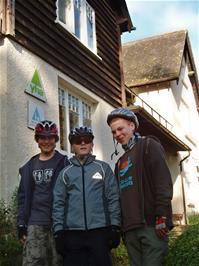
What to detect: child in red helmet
<box><xmin>17</xmin><ymin>120</ymin><xmax>69</xmax><ymax>266</ymax></box>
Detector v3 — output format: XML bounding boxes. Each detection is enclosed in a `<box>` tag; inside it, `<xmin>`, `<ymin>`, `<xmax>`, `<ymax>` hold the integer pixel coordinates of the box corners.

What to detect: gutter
<box><xmin>179</xmin><ymin>151</ymin><xmax>191</xmax><ymax>224</ymax></box>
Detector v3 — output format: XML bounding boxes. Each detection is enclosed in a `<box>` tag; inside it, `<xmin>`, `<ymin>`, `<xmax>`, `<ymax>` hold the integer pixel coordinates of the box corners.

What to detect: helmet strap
<box><xmin>111</xmin><ymin>139</ymin><xmax>119</xmax><ymax>160</ymax></box>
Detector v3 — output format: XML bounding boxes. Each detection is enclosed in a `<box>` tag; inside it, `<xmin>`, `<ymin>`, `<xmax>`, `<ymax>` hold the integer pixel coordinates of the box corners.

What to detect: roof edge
<box><xmin>127</xmin><ymin>76</ymin><xmax>179</xmax><ymax>88</ymax></box>
<box><xmin>109</xmin><ymin>0</ymin><xmax>134</xmax><ymax>33</ymax></box>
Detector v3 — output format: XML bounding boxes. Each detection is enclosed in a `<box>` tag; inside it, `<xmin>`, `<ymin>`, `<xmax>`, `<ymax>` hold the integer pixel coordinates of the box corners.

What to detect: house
<box><xmin>122</xmin><ymin>30</ymin><xmax>199</xmax><ymax>223</ymax></box>
<box><xmin>0</xmin><ymin>0</ymin><xmax>133</xmax><ymax>200</ymax></box>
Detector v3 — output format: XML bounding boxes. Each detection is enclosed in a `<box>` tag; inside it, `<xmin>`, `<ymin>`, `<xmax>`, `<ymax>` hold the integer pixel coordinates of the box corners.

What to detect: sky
<box><xmin>122</xmin><ymin>0</ymin><xmax>199</xmax><ymax>73</ymax></box>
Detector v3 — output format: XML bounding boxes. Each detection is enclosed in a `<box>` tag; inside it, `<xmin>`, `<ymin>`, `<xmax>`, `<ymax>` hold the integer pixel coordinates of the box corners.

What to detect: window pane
<box><xmin>58</xmin><ymin>87</ymin><xmax>65</xmax><ymax>106</ymax></box>
<box><xmin>58</xmin><ymin>88</ymin><xmax>67</xmax><ymax>150</ymax></box>
<box><xmin>86</xmin><ymin>2</ymin><xmax>94</xmax><ymax>49</ymax></box>
<box><xmin>68</xmin><ymin>94</ymin><xmax>79</xmax><ymax>131</ymax></box>
<box><xmin>58</xmin><ymin>0</ymin><xmax>67</xmax><ymax>23</ymax></box>
<box><xmin>69</xmin><ymin>110</ymin><xmax>79</xmax><ymax>131</ymax></box>
<box><xmin>74</xmin><ymin>0</ymin><xmax>81</xmax><ymax>38</ymax></box>
<box><xmin>69</xmin><ymin>94</ymin><xmax>79</xmax><ymax>112</ymax></box>
<box><xmin>58</xmin><ymin>0</ymin><xmax>74</xmax><ymax>32</ymax></box>
<box><xmin>82</xmin><ymin>102</ymin><xmax>91</xmax><ymax>127</ymax></box>
<box><xmin>59</xmin><ymin>105</ymin><xmax>67</xmax><ymax>150</ymax></box>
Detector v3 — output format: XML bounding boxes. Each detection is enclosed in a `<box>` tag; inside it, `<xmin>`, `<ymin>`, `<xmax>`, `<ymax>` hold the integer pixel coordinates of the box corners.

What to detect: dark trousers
<box><xmin>125</xmin><ymin>226</ymin><xmax>168</xmax><ymax>266</ymax></box>
<box><xmin>63</xmin><ymin>228</ymin><xmax>112</xmax><ymax>266</ymax></box>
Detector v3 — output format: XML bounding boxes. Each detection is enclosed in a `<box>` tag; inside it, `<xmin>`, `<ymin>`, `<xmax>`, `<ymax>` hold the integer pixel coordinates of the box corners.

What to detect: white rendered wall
<box><xmin>135</xmin><ymin>56</ymin><xmax>199</xmax><ymax>214</ymax></box>
<box><xmin>0</xmin><ymin>39</ymin><xmax>117</xmax><ymax>200</ymax></box>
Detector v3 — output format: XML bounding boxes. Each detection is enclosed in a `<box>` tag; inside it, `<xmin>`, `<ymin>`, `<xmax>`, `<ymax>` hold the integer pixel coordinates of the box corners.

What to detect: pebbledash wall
<box><xmin>136</xmin><ymin>56</ymin><xmax>199</xmax><ymax>216</ymax></box>
<box><xmin>0</xmin><ymin>38</ymin><xmax>118</xmax><ymax>200</ymax></box>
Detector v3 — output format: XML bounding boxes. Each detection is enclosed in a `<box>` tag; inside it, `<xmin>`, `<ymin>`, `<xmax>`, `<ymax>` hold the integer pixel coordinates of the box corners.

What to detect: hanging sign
<box><xmin>28</xmin><ymin>100</ymin><xmax>44</xmax><ymax>129</ymax></box>
<box><xmin>25</xmin><ymin>69</ymin><xmax>46</xmax><ymax>102</ymax></box>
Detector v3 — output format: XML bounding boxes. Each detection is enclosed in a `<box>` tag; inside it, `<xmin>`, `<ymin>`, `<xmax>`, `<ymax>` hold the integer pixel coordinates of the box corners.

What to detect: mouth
<box><xmin>80</xmin><ymin>147</ymin><xmax>87</xmax><ymax>151</ymax></box>
<box><xmin>117</xmin><ymin>137</ymin><xmax>124</xmax><ymax>142</ymax></box>
<box><xmin>42</xmin><ymin>145</ymin><xmax>52</xmax><ymax>149</ymax></box>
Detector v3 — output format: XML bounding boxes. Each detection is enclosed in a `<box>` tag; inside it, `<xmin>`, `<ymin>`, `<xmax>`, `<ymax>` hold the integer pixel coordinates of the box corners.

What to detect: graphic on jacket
<box><xmin>119</xmin><ymin>157</ymin><xmax>133</xmax><ymax>190</ymax></box>
<box><xmin>119</xmin><ymin>157</ymin><xmax>133</xmax><ymax>176</ymax></box>
<box><xmin>92</xmin><ymin>172</ymin><xmax>103</xmax><ymax>179</ymax></box>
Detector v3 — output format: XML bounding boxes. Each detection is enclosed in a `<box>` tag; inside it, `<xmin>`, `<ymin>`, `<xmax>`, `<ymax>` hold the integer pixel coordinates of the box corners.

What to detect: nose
<box><xmin>43</xmin><ymin>137</ymin><xmax>50</xmax><ymax>142</ymax></box>
<box><xmin>113</xmin><ymin>130</ymin><xmax>121</xmax><ymax>139</ymax></box>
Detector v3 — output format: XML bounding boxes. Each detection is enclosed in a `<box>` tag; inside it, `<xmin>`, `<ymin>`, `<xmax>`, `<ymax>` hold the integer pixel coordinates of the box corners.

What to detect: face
<box><xmin>110</xmin><ymin>118</ymin><xmax>135</xmax><ymax>145</ymax></box>
<box><xmin>72</xmin><ymin>137</ymin><xmax>93</xmax><ymax>156</ymax></box>
<box><xmin>37</xmin><ymin>135</ymin><xmax>56</xmax><ymax>156</ymax></box>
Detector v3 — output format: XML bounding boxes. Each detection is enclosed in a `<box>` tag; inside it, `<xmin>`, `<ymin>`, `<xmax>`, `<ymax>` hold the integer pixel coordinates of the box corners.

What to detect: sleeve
<box><xmin>104</xmin><ymin>164</ymin><xmax>121</xmax><ymax>226</ymax></box>
<box><xmin>146</xmin><ymin>138</ymin><xmax>173</xmax><ymax>217</ymax></box>
<box><xmin>17</xmin><ymin>169</ymin><xmax>26</xmax><ymax>226</ymax></box>
<box><xmin>52</xmin><ymin>168</ymin><xmax>68</xmax><ymax>233</ymax></box>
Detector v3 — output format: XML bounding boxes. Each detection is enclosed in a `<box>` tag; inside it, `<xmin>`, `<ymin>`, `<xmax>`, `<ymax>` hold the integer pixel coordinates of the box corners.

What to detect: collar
<box><xmin>122</xmin><ymin>133</ymin><xmax>141</xmax><ymax>151</ymax></box>
<box><xmin>70</xmin><ymin>154</ymin><xmax>96</xmax><ymax>166</ymax></box>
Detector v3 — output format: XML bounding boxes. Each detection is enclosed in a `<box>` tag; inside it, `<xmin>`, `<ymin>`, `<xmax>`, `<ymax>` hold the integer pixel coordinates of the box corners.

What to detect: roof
<box><xmin>123</xmin><ymin>30</ymin><xmax>188</xmax><ymax>87</ymax></box>
<box><xmin>122</xmin><ymin>30</ymin><xmax>199</xmax><ymax>111</ymax></box>
<box><xmin>109</xmin><ymin>0</ymin><xmax>134</xmax><ymax>32</ymax></box>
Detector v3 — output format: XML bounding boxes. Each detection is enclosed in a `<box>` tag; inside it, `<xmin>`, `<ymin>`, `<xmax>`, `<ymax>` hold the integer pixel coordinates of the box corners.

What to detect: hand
<box><xmin>108</xmin><ymin>225</ymin><xmax>121</xmax><ymax>249</ymax></box>
<box><xmin>155</xmin><ymin>216</ymin><xmax>168</xmax><ymax>238</ymax></box>
<box><xmin>54</xmin><ymin>230</ymin><xmax>66</xmax><ymax>256</ymax></box>
<box><xmin>17</xmin><ymin>226</ymin><xmax>27</xmax><ymax>245</ymax></box>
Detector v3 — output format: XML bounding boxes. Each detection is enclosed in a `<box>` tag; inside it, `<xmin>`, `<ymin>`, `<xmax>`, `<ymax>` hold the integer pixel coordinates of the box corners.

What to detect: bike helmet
<box><xmin>107</xmin><ymin>108</ymin><xmax>139</xmax><ymax>129</ymax></box>
<box><xmin>69</xmin><ymin>126</ymin><xmax>94</xmax><ymax>144</ymax></box>
<box><xmin>35</xmin><ymin>120</ymin><xmax>59</xmax><ymax>142</ymax></box>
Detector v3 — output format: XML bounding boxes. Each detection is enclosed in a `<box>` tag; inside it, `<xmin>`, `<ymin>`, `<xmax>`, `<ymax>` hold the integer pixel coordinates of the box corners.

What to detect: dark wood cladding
<box><xmin>14</xmin><ymin>0</ymin><xmax>122</xmax><ymax>107</ymax></box>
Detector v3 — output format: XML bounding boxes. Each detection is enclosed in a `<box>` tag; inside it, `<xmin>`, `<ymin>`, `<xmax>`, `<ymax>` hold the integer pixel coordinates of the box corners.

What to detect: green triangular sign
<box><xmin>25</xmin><ymin>69</ymin><xmax>46</xmax><ymax>102</ymax></box>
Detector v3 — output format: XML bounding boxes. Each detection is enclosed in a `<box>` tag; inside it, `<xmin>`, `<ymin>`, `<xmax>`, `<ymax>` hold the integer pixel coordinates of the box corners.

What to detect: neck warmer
<box><xmin>122</xmin><ymin>133</ymin><xmax>141</xmax><ymax>151</ymax></box>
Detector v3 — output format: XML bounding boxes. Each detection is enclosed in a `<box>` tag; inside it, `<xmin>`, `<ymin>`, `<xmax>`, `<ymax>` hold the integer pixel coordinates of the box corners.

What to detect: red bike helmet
<box><xmin>34</xmin><ymin>120</ymin><xmax>59</xmax><ymax>142</ymax></box>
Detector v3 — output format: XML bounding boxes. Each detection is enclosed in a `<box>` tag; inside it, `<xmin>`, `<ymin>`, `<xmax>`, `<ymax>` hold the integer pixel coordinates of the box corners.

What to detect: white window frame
<box><xmin>55</xmin><ymin>0</ymin><xmax>97</xmax><ymax>54</ymax></box>
<box><xmin>58</xmin><ymin>87</ymin><xmax>93</xmax><ymax>155</ymax></box>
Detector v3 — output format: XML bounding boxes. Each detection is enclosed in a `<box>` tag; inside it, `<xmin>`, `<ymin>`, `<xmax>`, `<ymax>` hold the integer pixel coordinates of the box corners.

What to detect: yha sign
<box><xmin>25</xmin><ymin>69</ymin><xmax>46</xmax><ymax>102</ymax></box>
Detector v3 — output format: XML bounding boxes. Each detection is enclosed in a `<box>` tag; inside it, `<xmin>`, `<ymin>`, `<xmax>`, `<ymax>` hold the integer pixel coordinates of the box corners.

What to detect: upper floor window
<box><xmin>56</xmin><ymin>0</ymin><xmax>96</xmax><ymax>53</ymax></box>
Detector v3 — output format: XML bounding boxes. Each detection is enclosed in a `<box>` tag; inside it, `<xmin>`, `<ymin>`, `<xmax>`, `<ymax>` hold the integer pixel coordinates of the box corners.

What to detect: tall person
<box><xmin>17</xmin><ymin>120</ymin><xmax>69</xmax><ymax>266</ymax></box>
<box><xmin>107</xmin><ymin>108</ymin><xmax>173</xmax><ymax>266</ymax></box>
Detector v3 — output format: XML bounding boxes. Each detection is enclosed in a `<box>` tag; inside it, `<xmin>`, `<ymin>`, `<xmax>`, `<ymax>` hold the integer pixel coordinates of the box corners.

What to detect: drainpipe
<box><xmin>179</xmin><ymin>151</ymin><xmax>191</xmax><ymax>224</ymax></box>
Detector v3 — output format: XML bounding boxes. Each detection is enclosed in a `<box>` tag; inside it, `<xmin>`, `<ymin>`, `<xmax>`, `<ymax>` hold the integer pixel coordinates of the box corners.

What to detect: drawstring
<box><xmin>111</xmin><ymin>132</ymin><xmax>141</xmax><ymax>159</ymax></box>
<box><xmin>111</xmin><ymin>139</ymin><xmax>119</xmax><ymax>160</ymax></box>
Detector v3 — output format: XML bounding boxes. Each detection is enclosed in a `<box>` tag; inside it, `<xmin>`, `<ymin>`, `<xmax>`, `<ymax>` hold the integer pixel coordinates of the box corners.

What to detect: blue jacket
<box><xmin>52</xmin><ymin>155</ymin><xmax>120</xmax><ymax>233</ymax></box>
<box><xmin>17</xmin><ymin>151</ymin><xmax>69</xmax><ymax>226</ymax></box>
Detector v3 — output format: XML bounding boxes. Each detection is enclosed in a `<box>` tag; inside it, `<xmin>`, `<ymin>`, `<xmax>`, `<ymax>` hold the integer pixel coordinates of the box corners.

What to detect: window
<box><xmin>58</xmin><ymin>89</ymin><xmax>67</xmax><ymax>150</ymax></box>
<box><xmin>56</xmin><ymin>0</ymin><xmax>96</xmax><ymax>52</ymax></box>
<box><xmin>58</xmin><ymin>88</ymin><xmax>92</xmax><ymax>152</ymax></box>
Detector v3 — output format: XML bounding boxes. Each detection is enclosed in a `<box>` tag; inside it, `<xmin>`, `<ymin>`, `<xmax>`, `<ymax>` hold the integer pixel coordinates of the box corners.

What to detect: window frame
<box><xmin>58</xmin><ymin>87</ymin><xmax>93</xmax><ymax>155</ymax></box>
<box><xmin>55</xmin><ymin>0</ymin><xmax>97</xmax><ymax>54</ymax></box>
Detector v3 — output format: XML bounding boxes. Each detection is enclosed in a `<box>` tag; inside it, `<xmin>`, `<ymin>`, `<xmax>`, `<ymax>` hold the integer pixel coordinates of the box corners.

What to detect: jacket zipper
<box><xmin>82</xmin><ymin>165</ymin><xmax>88</xmax><ymax>230</ymax></box>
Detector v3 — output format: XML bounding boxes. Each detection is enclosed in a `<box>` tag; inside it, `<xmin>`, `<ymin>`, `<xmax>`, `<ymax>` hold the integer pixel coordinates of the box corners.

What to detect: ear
<box><xmin>91</xmin><ymin>142</ymin><xmax>94</xmax><ymax>148</ymax></box>
<box><xmin>128</xmin><ymin>121</ymin><xmax>135</xmax><ymax>132</ymax></box>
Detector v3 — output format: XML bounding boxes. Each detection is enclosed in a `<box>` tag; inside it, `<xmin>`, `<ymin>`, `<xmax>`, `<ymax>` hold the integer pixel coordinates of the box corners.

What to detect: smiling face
<box><xmin>110</xmin><ymin>118</ymin><xmax>135</xmax><ymax>145</ymax></box>
<box><xmin>37</xmin><ymin>135</ymin><xmax>56</xmax><ymax>156</ymax></box>
<box><xmin>72</xmin><ymin>136</ymin><xmax>93</xmax><ymax>156</ymax></box>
